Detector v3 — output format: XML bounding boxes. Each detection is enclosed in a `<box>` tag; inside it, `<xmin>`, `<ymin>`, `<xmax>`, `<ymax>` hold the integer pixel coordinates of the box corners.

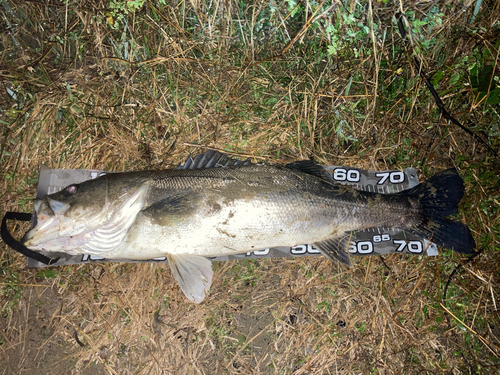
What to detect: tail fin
<box><xmin>402</xmin><ymin>168</ymin><xmax>475</xmax><ymax>254</ymax></box>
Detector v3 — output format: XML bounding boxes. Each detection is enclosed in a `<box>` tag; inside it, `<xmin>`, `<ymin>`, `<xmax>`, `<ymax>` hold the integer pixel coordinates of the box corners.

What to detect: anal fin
<box><xmin>167</xmin><ymin>254</ymin><xmax>213</xmax><ymax>303</ymax></box>
<box><xmin>314</xmin><ymin>236</ymin><xmax>353</xmax><ymax>267</ymax></box>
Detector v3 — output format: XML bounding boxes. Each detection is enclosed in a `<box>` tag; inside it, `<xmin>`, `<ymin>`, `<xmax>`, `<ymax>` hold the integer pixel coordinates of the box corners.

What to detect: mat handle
<box><xmin>1</xmin><ymin>212</ymin><xmax>59</xmax><ymax>265</ymax></box>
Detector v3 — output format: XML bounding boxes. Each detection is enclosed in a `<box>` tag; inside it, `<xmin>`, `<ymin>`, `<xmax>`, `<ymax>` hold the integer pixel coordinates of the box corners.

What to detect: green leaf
<box><xmin>326</xmin><ymin>25</ymin><xmax>335</xmax><ymax>34</ymax></box>
<box><xmin>38</xmin><ymin>269</ymin><xmax>58</xmax><ymax>279</ymax></box>
<box><xmin>431</xmin><ymin>70</ymin><xmax>444</xmax><ymax>85</ymax></box>
<box><xmin>472</xmin><ymin>65</ymin><xmax>495</xmax><ymax>92</ymax></box>
<box><xmin>449</xmin><ymin>73</ymin><xmax>461</xmax><ymax>87</ymax></box>
<box><xmin>486</xmin><ymin>88</ymin><xmax>500</xmax><ymax>105</ymax></box>
<box><xmin>327</xmin><ymin>45</ymin><xmax>337</xmax><ymax>55</ymax></box>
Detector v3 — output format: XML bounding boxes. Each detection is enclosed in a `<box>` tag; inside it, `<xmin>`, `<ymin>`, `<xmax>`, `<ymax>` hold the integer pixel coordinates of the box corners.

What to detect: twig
<box><xmin>420</xmin><ymin>124</ymin><xmax>440</xmax><ymax>168</ymax></box>
<box><xmin>73</xmin><ymin>330</ymin><xmax>86</xmax><ymax>347</ymax></box>
<box><xmin>442</xmin><ymin>251</ymin><xmax>481</xmax><ymax>309</ymax></box>
<box><xmin>250</xmin><ymin>1</ymin><xmax>335</xmax><ymax>67</ymax></box>
<box><xmin>378</xmin><ymin>256</ymin><xmax>391</xmax><ymax>271</ymax></box>
<box><xmin>395</xmin><ymin>12</ymin><xmax>498</xmax><ymax>157</ymax></box>
<box><xmin>439</xmin><ymin>303</ymin><xmax>499</xmax><ymax>358</ymax></box>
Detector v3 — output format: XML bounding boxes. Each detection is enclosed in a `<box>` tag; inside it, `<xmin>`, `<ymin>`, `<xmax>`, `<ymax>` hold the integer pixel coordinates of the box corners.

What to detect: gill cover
<box><xmin>80</xmin><ymin>183</ymin><xmax>150</xmax><ymax>255</ymax></box>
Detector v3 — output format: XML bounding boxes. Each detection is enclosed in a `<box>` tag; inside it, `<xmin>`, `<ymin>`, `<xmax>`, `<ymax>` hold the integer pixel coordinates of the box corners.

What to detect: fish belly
<box><xmin>109</xmin><ymin>193</ymin><xmax>354</xmax><ymax>260</ymax></box>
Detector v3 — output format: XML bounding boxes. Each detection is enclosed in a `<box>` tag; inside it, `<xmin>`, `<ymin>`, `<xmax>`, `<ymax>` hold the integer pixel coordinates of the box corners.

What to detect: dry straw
<box><xmin>1</xmin><ymin>0</ymin><xmax>499</xmax><ymax>374</ymax></box>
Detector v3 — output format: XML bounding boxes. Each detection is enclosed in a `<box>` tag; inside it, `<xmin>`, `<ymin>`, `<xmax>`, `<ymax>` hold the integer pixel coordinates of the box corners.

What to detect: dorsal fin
<box><xmin>285</xmin><ymin>160</ymin><xmax>327</xmax><ymax>179</ymax></box>
<box><xmin>180</xmin><ymin>150</ymin><xmax>252</xmax><ymax>169</ymax></box>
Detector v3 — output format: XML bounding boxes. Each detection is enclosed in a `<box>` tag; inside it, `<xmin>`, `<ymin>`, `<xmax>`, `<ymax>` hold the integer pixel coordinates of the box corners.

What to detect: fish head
<box><xmin>23</xmin><ymin>176</ymin><xmax>149</xmax><ymax>255</ymax></box>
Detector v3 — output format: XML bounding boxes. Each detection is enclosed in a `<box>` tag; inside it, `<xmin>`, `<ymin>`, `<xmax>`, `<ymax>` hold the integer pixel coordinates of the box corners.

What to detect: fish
<box><xmin>23</xmin><ymin>151</ymin><xmax>475</xmax><ymax>303</ymax></box>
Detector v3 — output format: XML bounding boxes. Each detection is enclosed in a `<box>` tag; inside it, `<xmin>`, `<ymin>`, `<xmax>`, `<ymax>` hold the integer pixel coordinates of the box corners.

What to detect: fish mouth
<box><xmin>22</xmin><ymin>196</ymin><xmax>88</xmax><ymax>252</ymax></box>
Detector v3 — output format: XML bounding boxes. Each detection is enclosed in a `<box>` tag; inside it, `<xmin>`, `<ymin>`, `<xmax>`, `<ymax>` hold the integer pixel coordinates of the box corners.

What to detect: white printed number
<box><xmin>347</xmin><ymin>234</ymin><xmax>390</xmax><ymax>254</ymax></box>
<box><xmin>333</xmin><ymin>168</ymin><xmax>360</xmax><ymax>182</ymax></box>
<box><xmin>291</xmin><ymin>244</ymin><xmax>320</xmax><ymax>255</ymax></box>
<box><xmin>246</xmin><ymin>248</ymin><xmax>271</xmax><ymax>256</ymax></box>
<box><xmin>375</xmin><ymin>171</ymin><xmax>405</xmax><ymax>185</ymax></box>
<box><xmin>373</xmin><ymin>234</ymin><xmax>391</xmax><ymax>243</ymax></box>
<box><xmin>348</xmin><ymin>241</ymin><xmax>373</xmax><ymax>254</ymax></box>
<box><xmin>393</xmin><ymin>240</ymin><xmax>423</xmax><ymax>253</ymax></box>
<box><xmin>82</xmin><ymin>254</ymin><xmax>105</xmax><ymax>261</ymax></box>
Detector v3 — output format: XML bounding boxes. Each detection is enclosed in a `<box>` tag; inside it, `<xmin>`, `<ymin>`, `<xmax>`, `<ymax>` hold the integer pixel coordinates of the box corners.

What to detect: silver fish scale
<box><xmin>110</xmin><ymin>161</ymin><xmax>321</xmax><ymax>188</ymax></box>
<box><xmin>120</xmin><ymin>165</ymin><xmax>404</xmax><ymax>235</ymax></box>
<box><xmin>140</xmin><ymin>164</ymin><xmax>330</xmax><ymax>197</ymax></box>
<box><xmin>117</xmin><ymin>167</ymin><xmax>411</xmax><ymax>258</ymax></box>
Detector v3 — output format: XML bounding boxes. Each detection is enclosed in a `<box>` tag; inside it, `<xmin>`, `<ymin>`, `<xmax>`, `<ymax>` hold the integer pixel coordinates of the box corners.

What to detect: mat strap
<box><xmin>1</xmin><ymin>212</ymin><xmax>59</xmax><ymax>265</ymax></box>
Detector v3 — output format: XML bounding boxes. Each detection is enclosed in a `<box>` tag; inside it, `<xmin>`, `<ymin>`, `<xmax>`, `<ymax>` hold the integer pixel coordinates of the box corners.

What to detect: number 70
<box><xmin>375</xmin><ymin>171</ymin><xmax>405</xmax><ymax>185</ymax></box>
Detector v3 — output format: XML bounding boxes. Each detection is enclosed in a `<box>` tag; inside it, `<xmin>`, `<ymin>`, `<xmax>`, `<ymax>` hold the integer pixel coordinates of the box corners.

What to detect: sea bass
<box><xmin>23</xmin><ymin>152</ymin><xmax>475</xmax><ymax>303</ymax></box>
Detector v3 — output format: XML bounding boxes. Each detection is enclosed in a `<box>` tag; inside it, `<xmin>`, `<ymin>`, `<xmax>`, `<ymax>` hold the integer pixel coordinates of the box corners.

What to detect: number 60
<box><xmin>333</xmin><ymin>168</ymin><xmax>360</xmax><ymax>182</ymax></box>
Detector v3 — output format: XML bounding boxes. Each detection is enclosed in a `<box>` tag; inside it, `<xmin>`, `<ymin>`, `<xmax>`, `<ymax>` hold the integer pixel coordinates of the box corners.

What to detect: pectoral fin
<box><xmin>314</xmin><ymin>236</ymin><xmax>353</xmax><ymax>266</ymax></box>
<box><xmin>142</xmin><ymin>191</ymin><xmax>203</xmax><ymax>227</ymax></box>
<box><xmin>167</xmin><ymin>254</ymin><xmax>213</xmax><ymax>303</ymax></box>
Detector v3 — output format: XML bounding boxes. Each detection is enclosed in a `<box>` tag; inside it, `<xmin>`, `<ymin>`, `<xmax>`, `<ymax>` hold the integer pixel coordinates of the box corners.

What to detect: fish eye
<box><xmin>66</xmin><ymin>185</ymin><xmax>77</xmax><ymax>195</ymax></box>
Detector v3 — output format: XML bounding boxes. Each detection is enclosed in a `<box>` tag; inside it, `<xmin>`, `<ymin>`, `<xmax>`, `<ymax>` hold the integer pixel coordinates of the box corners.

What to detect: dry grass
<box><xmin>1</xmin><ymin>0</ymin><xmax>499</xmax><ymax>374</ymax></box>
